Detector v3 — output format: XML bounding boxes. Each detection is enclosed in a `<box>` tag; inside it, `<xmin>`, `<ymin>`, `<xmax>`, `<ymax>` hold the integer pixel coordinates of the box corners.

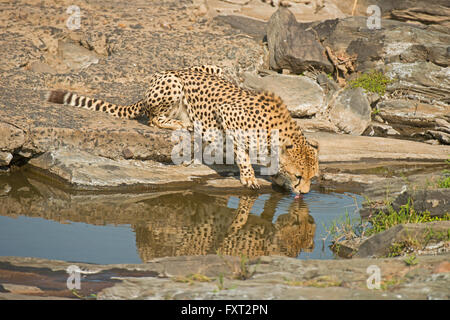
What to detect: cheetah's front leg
<box><xmin>227</xmin><ymin>195</ymin><xmax>258</xmax><ymax>234</ymax></box>
<box><xmin>215</xmin><ymin>104</ymin><xmax>260</xmax><ymax>190</ymax></box>
<box><xmin>235</xmin><ymin>147</ymin><xmax>260</xmax><ymax>190</ymax></box>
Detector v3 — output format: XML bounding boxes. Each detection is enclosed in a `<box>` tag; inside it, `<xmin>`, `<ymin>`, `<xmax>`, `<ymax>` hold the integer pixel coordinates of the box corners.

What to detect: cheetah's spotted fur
<box><xmin>47</xmin><ymin>65</ymin><xmax>319</xmax><ymax>194</ymax></box>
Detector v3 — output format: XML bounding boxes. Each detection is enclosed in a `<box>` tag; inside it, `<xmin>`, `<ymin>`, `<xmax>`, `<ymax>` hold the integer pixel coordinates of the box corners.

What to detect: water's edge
<box><xmin>0</xmin><ymin>169</ymin><xmax>362</xmax><ymax>264</ymax></box>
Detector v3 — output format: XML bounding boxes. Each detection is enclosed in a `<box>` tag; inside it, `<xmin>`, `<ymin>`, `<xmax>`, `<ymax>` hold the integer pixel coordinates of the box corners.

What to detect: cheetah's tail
<box><xmin>46</xmin><ymin>89</ymin><xmax>144</xmax><ymax>119</ymax></box>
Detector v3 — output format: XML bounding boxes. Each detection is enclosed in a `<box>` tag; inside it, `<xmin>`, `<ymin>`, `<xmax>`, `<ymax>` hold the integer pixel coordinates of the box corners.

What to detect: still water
<box><xmin>0</xmin><ymin>171</ymin><xmax>362</xmax><ymax>264</ymax></box>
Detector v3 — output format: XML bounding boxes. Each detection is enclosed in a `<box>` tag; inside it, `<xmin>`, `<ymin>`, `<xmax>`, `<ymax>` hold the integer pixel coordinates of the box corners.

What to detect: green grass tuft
<box><xmin>366</xmin><ymin>199</ymin><xmax>450</xmax><ymax>236</ymax></box>
<box><xmin>437</xmin><ymin>158</ymin><xmax>450</xmax><ymax>188</ymax></box>
<box><xmin>437</xmin><ymin>176</ymin><xmax>450</xmax><ymax>188</ymax></box>
<box><xmin>325</xmin><ymin>198</ymin><xmax>450</xmax><ymax>248</ymax></box>
<box><xmin>349</xmin><ymin>70</ymin><xmax>393</xmax><ymax>96</ymax></box>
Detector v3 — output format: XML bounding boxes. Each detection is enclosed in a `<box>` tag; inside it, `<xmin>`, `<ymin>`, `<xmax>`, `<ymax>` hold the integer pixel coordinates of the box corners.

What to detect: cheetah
<box><xmin>46</xmin><ymin>65</ymin><xmax>319</xmax><ymax>194</ymax></box>
<box><xmin>134</xmin><ymin>193</ymin><xmax>315</xmax><ymax>260</ymax></box>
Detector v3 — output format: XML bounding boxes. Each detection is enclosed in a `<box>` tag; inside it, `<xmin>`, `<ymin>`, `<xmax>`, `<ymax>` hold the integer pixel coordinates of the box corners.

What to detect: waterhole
<box><xmin>0</xmin><ymin>170</ymin><xmax>362</xmax><ymax>264</ymax></box>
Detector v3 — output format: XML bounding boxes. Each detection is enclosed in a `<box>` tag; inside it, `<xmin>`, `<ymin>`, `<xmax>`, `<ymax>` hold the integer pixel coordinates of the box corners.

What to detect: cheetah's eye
<box><xmin>285</xmin><ymin>145</ymin><xmax>293</xmax><ymax>150</ymax></box>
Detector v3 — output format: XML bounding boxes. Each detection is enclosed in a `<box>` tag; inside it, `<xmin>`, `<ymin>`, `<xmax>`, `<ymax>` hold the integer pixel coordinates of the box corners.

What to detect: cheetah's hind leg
<box><xmin>150</xmin><ymin>115</ymin><xmax>193</xmax><ymax>131</ymax></box>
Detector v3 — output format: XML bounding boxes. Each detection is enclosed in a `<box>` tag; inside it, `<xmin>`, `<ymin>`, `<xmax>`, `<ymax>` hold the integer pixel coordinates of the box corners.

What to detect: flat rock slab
<box><xmin>307</xmin><ymin>132</ymin><xmax>450</xmax><ymax>163</ymax></box>
<box><xmin>0</xmin><ymin>254</ymin><xmax>449</xmax><ymax>300</ymax></box>
<box><xmin>385</xmin><ymin>62</ymin><xmax>450</xmax><ymax>104</ymax></box>
<box><xmin>377</xmin><ymin>99</ymin><xmax>450</xmax><ymax>131</ymax></box>
<box><xmin>205</xmin><ymin>0</ymin><xmax>346</xmax><ymax>22</ymax></box>
<box><xmin>16</xmin><ymin>131</ymin><xmax>450</xmax><ymax>190</ymax></box>
<box><xmin>347</xmin><ymin>0</ymin><xmax>450</xmax><ymax>26</ymax></box>
<box><xmin>213</xmin><ymin>14</ymin><xmax>267</xmax><ymax>40</ymax></box>
<box><xmin>0</xmin><ymin>102</ymin><xmax>177</xmax><ymax>163</ymax></box>
<box><xmin>307</xmin><ymin>15</ymin><xmax>450</xmax><ymax>80</ymax></box>
<box><xmin>391</xmin><ymin>189</ymin><xmax>450</xmax><ymax>217</ymax></box>
<box><xmin>355</xmin><ymin>221</ymin><xmax>450</xmax><ymax>258</ymax></box>
<box><xmin>354</xmin><ymin>171</ymin><xmax>449</xmax><ymax>216</ymax></box>
<box><xmin>294</xmin><ymin>119</ymin><xmax>337</xmax><ymax>133</ymax></box>
<box><xmin>25</xmin><ymin>148</ymin><xmax>272</xmax><ymax>190</ymax></box>
<box><xmin>26</xmin><ymin>148</ymin><xmax>210</xmax><ymax>187</ymax></box>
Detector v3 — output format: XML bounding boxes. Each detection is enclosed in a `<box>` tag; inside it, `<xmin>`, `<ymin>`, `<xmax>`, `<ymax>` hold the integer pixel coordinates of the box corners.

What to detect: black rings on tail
<box><xmin>46</xmin><ymin>89</ymin><xmax>144</xmax><ymax>119</ymax></box>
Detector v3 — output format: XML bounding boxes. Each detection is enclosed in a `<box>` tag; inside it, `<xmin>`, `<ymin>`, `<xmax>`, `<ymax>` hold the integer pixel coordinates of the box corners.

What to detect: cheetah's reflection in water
<box><xmin>134</xmin><ymin>192</ymin><xmax>315</xmax><ymax>261</ymax></box>
<box><xmin>0</xmin><ymin>172</ymin><xmax>316</xmax><ymax>262</ymax></box>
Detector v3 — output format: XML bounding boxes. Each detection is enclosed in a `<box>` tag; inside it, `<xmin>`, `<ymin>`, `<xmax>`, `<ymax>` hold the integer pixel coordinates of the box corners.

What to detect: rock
<box><xmin>358</xmin><ymin>171</ymin><xmax>450</xmax><ymax>216</ymax></box>
<box><xmin>375</xmin><ymin>99</ymin><xmax>450</xmax><ymax>142</ymax></box>
<box><xmin>316</xmin><ymin>72</ymin><xmax>340</xmax><ymax>92</ymax></box>
<box><xmin>366</xmin><ymin>92</ymin><xmax>381</xmax><ymax>107</ymax></box>
<box><xmin>24</xmin><ymin>129</ymin><xmax>445</xmax><ymax>190</ymax></box>
<box><xmin>294</xmin><ymin>119</ymin><xmax>337</xmax><ymax>133</ymax></box>
<box><xmin>373</xmin><ymin>115</ymin><xmax>384</xmax><ymax>123</ymax></box>
<box><xmin>306</xmin><ymin>132</ymin><xmax>450</xmax><ymax>163</ymax></box>
<box><xmin>10</xmin><ymin>129</ymin><xmax>450</xmax><ymax>190</ymax></box>
<box><xmin>0</xmin><ymin>0</ymin><xmax>265</xmax><ymax>163</ymax></box>
<box><xmin>377</xmin><ymin>99</ymin><xmax>449</xmax><ymax>128</ymax></box>
<box><xmin>0</xmin><ymin>122</ymin><xmax>25</xmax><ymax>152</ymax></box>
<box><xmin>57</xmin><ymin>40</ymin><xmax>100</xmax><ymax>70</ymax></box>
<box><xmin>385</xmin><ymin>62</ymin><xmax>450</xmax><ymax>104</ymax></box>
<box><xmin>25</xmin><ymin>148</ymin><xmax>240</xmax><ymax>189</ymax></box>
<box><xmin>220</xmin><ymin>0</ymin><xmax>249</xmax><ymax>5</ymax></box>
<box><xmin>78</xmin><ymin>33</ymin><xmax>111</xmax><ymax>57</ymax></box>
<box><xmin>391</xmin><ymin>189</ymin><xmax>450</xmax><ymax>217</ymax></box>
<box><xmin>23</xmin><ymin>147</ymin><xmax>276</xmax><ymax>191</ymax></box>
<box><xmin>355</xmin><ymin>221</ymin><xmax>450</xmax><ymax>258</ymax></box>
<box><xmin>389</xmin><ymin>6</ymin><xmax>450</xmax><ymax>27</ymax></box>
<box><xmin>307</xmin><ymin>16</ymin><xmax>394</xmax><ymax>72</ymax></box>
<box><xmin>389</xmin><ymin>43</ymin><xmax>449</xmax><ymax>69</ymax></box>
<box><xmin>337</xmin><ymin>0</ymin><xmax>450</xmax><ymax>27</ymax></box>
<box><xmin>321</xmin><ymin>172</ymin><xmax>386</xmax><ymax>185</ymax></box>
<box><xmin>211</xmin><ymin>0</ymin><xmax>348</xmax><ymax>37</ymax></box>
<box><xmin>0</xmin><ymin>183</ymin><xmax>11</xmax><ymax>196</ymax></box>
<box><xmin>266</xmin><ymin>8</ymin><xmax>333</xmax><ymax>74</ymax></box>
<box><xmin>2</xmin><ymin>254</ymin><xmax>450</xmax><ymax>300</ymax></box>
<box><xmin>382</xmin><ymin>27</ymin><xmax>450</xmax><ymax>68</ymax></box>
<box><xmin>428</xmin><ymin>45</ymin><xmax>450</xmax><ymax>68</ymax></box>
<box><xmin>305</xmin><ymin>15</ymin><xmax>450</xmax><ymax>76</ymax></box>
<box><xmin>436</xmin><ymin>118</ymin><xmax>450</xmax><ymax>129</ymax></box>
<box><xmin>0</xmin><ymin>151</ymin><xmax>13</xmax><ymax>166</ymax></box>
<box><xmin>29</xmin><ymin>61</ymin><xmax>57</xmax><ymax>74</ymax></box>
<box><xmin>328</xmin><ymin>87</ymin><xmax>371</xmax><ymax>135</ymax></box>
<box><xmin>214</xmin><ymin>15</ymin><xmax>267</xmax><ymax>40</ymax></box>
<box><xmin>363</xmin><ymin>122</ymin><xmax>400</xmax><ymax>137</ymax></box>
<box><xmin>1</xmin><ymin>284</ymin><xmax>44</xmax><ymax>295</ymax></box>
<box><xmin>427</xmin><ymin>130</ymin><xmax>450</xmax><ymax>145</ymax></box>
<box><xmin>242</xmin><ymin>72</ymin><xmax>326</xmax><ymax>117</ymax></box>
<box><xmin>0</xmin><ymin>98</ymin><xmax>177</xmax><ymax>163</ymax></box>
<box><xmin>209</xmin><ymin>0</ymin><xmax>346</xmax><ymax>22</ymax></box>
<box><xmin>424</xmin><ymin>139</ymin><xmax>441</xmax><ymax>146</ymax></box>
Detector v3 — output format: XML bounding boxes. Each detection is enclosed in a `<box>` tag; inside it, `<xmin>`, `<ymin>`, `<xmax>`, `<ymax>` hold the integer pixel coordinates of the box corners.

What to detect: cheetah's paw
<box><xmin>240</xmin><ymin>176</ymin><xmax>260</xmax><ymax>190</ymax></box>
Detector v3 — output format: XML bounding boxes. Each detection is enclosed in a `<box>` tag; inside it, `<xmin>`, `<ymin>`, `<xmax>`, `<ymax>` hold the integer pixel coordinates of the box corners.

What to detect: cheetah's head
<box><xmin>272</xmin><ymin>134</ymin><xmax>319</xmax><ymax>194</ymax></box>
